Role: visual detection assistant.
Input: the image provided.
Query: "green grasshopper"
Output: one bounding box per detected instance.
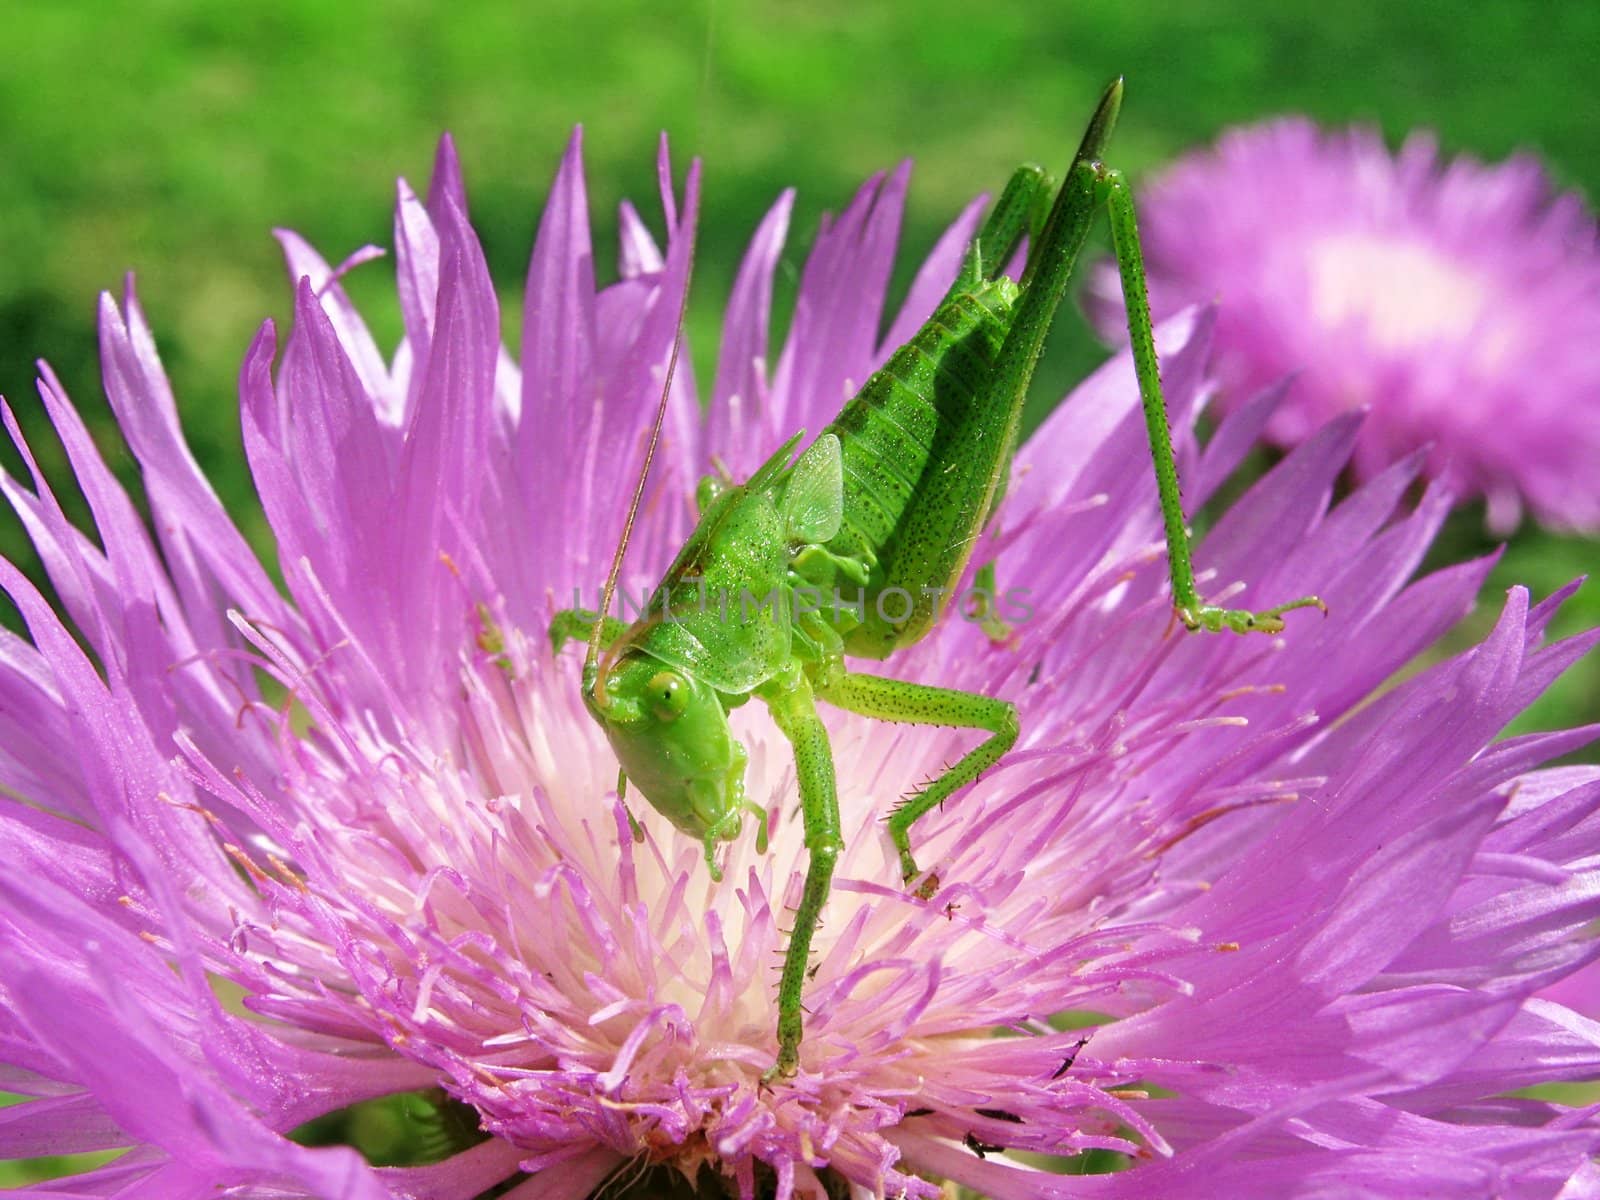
[550,79,1324,1080]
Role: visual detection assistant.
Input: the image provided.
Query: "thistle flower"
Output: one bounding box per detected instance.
[3,131,1600,1200]
[1092,119,1600,532]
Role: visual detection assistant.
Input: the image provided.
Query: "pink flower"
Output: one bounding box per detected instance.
[1093,119,1600,532]
[3,130,1600,1199]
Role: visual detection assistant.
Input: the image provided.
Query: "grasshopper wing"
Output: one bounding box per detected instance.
[782,433,844,545]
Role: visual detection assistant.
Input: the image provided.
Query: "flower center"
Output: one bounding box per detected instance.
[1306,232,1491,353]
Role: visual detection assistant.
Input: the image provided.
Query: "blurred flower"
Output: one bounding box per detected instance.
[1093,119,1600,532]
[3,131,1600,1200]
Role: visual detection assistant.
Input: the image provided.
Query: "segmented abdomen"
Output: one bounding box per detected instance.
[822,280,1019,658]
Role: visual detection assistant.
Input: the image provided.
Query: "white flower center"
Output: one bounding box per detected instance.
[1306,232,1493,354]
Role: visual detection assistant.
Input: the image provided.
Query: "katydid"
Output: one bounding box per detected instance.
[550,79,1324,1080]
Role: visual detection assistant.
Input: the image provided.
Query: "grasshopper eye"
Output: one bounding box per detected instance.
[648,671,690,722]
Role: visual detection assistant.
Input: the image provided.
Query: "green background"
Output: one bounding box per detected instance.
[2,0,1598,1186]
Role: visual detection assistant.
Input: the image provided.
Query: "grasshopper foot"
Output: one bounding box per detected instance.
[900,856,941,900]
[762,1045,799,1088]
[1177,594,1327,636]
[895,834,941,898]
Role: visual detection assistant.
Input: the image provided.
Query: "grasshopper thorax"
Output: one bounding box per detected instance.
[588,648,752,855]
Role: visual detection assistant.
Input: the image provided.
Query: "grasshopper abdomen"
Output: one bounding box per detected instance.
[822,283,1021,657]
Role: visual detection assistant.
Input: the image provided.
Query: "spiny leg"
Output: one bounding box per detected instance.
[1097,163,1326,635]
[758,667,842,1081]
[912,148,1061,638]
[981,78,1321,636]
[821,671,1018,895]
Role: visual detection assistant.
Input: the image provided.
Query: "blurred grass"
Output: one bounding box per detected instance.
[1,0,1598,1187]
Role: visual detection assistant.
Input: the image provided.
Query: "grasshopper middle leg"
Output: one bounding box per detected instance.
[821,670,1018,895]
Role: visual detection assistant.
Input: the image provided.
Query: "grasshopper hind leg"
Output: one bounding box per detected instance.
[1095,162,1327,634]
[935,167,1057,650]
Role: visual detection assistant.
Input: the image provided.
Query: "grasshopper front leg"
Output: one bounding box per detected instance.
[550,607,652,840]
[821,672,1018,896]
[990,79,1323,636]
[549,608,626,655]
[757,663,843,1081]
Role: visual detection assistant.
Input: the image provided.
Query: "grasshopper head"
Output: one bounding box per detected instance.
[586,649,756,872]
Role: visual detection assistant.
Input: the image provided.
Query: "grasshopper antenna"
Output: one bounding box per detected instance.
[586,156,701,699]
